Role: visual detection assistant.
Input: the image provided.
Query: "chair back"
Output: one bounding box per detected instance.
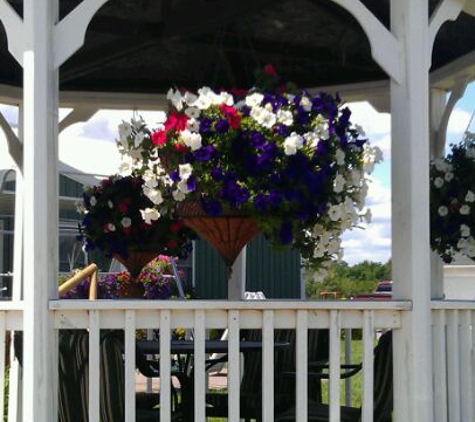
[372,331,393,422]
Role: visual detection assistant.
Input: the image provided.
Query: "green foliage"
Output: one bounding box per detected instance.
[305,260,391,299]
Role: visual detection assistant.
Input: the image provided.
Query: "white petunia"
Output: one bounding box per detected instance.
[305,132,319,148]
[438,206,449,217]
[328,238,341,255]
[186,118,200,132]
[140,208,160,224]
[219,91,234,106]
[180,130,202,151]
[434,158,448,172]
[118,122,132,141]
[313,243,326,258]
[434,177,444,188]
[333,174,346,193]
[184,91,198,106]
[143,169,158,188]
[284,133,304,155]
[460,224,471,237]
[90,196,97,206]
[300,96,312,112]
[106,223,116,232]
[351,169,362,186]
[444,172,454,182]
[179,164,193,181]
[185,106,200,119]
[172,189,186,202]
[335,149,346,166]
[167,88,184,110]
[362,208,372,224]
[465,190,475,202]
[328,204,342,221]
[277,109,294,126]
[460,205,470,215]
[245,93,264,108]
[177,180,191,194]
[143,187,163,205]
[108,200,114,209]
[121,217,132,228]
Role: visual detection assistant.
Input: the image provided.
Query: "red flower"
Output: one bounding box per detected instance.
[122,227,132,235]
[219,105,241,129]
[118,203,128,213]
[227,113,241,129]
[174,143,188,153]
[167,239,178,249]
[151,130,167,146]
[164,111,188,132]
[264,63,279,77]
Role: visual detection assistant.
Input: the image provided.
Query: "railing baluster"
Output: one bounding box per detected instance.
[447,310,460,422]
[0,312,6,421]
[433,309,448,422]
[460,310,471,422]
[124,310,136,422]
[159,310,171,422]
[471,310,475,420]
[228,310,240,422]
[329,310,341,422]
[361,311,374,422]
[89,310,100,422]
[194,310,206,422]
[296,310,308,421]
[262,310,274,421]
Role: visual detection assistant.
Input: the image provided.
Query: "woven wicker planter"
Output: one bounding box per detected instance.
[178,201,260,267]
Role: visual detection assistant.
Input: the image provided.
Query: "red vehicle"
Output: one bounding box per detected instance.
[353,281,392,300]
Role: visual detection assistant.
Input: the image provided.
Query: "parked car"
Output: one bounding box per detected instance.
[353,281,392,300]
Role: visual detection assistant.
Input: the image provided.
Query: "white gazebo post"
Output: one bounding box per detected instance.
[22,0,60,420]
[390,0,463,419]
[390,0,434,420]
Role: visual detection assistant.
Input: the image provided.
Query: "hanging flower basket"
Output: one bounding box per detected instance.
[178,201,260,266]
[117,67,382,270]
[431,132,475,263]
[78,174,195,273]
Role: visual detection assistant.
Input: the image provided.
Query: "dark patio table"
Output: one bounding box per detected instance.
[136,339,290,421]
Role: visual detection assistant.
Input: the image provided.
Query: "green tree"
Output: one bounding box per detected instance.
[305,260,391,299]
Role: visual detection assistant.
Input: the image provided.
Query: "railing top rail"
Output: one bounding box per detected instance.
[0,301,23,311]
[431,300,475,310]
[50,299,412,311]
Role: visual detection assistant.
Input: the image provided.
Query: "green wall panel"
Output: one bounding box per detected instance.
[194,234,301,299]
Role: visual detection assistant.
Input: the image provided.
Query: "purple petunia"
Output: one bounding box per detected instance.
[215,119,230,134]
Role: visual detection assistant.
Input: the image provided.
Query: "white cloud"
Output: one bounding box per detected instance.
[341,178,391,264]
[447,108,471,137]
[347,102,391,135]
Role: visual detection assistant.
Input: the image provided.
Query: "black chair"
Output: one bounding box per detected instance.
[275,330,393,422]
[57,330,182,422]
[205,329,330,421]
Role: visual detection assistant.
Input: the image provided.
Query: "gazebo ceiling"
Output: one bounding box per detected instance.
[1,0,475,94]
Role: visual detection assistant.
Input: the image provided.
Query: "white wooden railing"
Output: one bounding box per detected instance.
[50,300,409,422]
[431,301,475,422]
[0,301,23,422]
[1,299,474,421]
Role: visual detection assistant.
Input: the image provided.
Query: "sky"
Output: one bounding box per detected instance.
[1,83,474,265]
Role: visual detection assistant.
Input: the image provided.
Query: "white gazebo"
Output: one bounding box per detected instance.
[0,1,475,421]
